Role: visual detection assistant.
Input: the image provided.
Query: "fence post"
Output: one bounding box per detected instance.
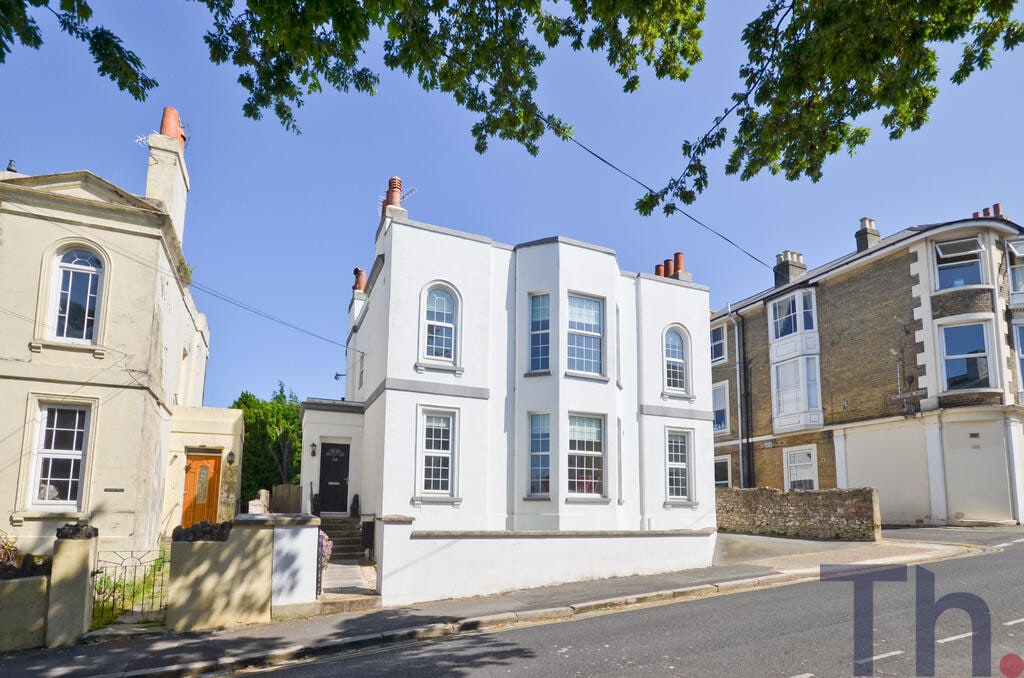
[46,525,98,647]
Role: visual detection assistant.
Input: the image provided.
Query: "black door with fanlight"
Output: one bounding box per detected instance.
[318,444,350,512]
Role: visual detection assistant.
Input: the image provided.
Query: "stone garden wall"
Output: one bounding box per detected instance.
[716,487,881,541]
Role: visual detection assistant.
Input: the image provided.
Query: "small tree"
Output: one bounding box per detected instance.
[232,383,301,502]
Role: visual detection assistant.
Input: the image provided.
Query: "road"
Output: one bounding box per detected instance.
[243,527,1024,677]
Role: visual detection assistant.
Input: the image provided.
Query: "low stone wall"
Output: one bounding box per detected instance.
[716,487,881,541]
[0,576,48,652]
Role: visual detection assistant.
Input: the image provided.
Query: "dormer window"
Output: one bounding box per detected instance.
[770,290,815,340]
[935,237,983,290]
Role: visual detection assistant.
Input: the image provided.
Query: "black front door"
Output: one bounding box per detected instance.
[318,444,350,512]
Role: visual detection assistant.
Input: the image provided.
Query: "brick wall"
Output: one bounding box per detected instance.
[931,288,994,319]
[817,250,924,425]
[716,486,881,541]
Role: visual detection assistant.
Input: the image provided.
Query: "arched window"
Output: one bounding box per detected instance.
[55,249,103,342]
[664,329,687,391]
[424,287,456,360]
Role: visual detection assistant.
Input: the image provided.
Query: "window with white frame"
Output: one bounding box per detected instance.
[1009,241,1024,294]
[422,412,454,493]
[785,447,818,490]
[529,413,550,495]
[711,326,726,363]
[942,323,990,390]
[935,237,984,290]
[770,290,816,340]
[34,405,89,506]
[666,429,692,500]
[567,295,603,374]
[529,293,550,372]
[1016,325,1024,395]
[773,356,821,416]
[54,249,103,342]
[424,287,456,361]
[664,328,688,391]
[712,382,729,434]
[714,455,732,488]
[568,415,603,494]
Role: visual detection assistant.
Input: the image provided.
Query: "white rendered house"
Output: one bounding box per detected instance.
[302,178,716,604]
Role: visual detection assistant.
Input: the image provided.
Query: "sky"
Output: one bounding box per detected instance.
[3,2,1022,408]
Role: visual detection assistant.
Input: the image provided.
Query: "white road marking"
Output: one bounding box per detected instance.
[994,543,1014,548]
[937,632,974,644]
[854,650,904,664]
[1004,618,1024,626]
[787,673,815,678]
[1013,538,1024,543]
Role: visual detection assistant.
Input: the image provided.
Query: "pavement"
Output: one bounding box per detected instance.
[0,532,979,677]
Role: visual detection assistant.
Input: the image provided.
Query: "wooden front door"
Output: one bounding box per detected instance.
[182,453,222,528]
[318,444,350,512]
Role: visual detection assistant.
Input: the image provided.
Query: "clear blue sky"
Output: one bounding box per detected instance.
[4,1,1021,408]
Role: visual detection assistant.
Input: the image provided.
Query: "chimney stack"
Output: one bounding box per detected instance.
[774,250,807,287]
[855,217,880,252]
[146,106,190,243]
[381,176,403,216]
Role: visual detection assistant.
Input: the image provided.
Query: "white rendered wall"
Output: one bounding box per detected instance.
[378,523,716,606]
[845,421,931,524]
[271,525,318,606]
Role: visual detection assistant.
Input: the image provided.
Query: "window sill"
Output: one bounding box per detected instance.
[939,387,1003,396]
[522,496,551,502]
[932,283,993,296]
[663,500,699,509]
[564,496,611,505]
[711,358,727,366]
[661,390,695,402]
[10,510,90,526]
[29,340,105,358]
[524,370,551,378]
[415,361,464,377]
[564,371,610,383]
[411,495,463,507]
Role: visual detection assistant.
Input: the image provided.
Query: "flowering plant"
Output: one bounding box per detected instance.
[318,529,333,570]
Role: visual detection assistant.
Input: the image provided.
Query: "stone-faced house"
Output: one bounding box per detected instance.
[0,108,243,553]
[302,178,717,605]
[711,207,1024,526]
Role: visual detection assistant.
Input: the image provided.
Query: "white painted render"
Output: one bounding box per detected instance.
[304,202,716,604]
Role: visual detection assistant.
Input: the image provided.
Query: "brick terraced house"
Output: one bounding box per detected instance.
[711,206,1024,525]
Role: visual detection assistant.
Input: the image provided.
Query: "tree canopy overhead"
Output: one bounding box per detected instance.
[4,1,1021,213]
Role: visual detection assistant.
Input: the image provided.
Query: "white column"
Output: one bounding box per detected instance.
[924,419,948,524]
[1004,415,1024,524]
[833,429,848,488]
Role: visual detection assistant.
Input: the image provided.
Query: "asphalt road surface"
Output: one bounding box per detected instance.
[245,530,1024,677]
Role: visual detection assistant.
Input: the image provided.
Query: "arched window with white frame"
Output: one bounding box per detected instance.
[54,248,103,342]
[424,286,456,361]
[664,328,688,393]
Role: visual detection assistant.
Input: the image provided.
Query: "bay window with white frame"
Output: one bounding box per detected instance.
[1009,240,1024,304]
[567,414,603,495]
[935,237,984,290]
[567,295,603,375]
[1016,324,1024,400]
[772,357,821,419]
[770,290,816,340]
[941,322,991,391]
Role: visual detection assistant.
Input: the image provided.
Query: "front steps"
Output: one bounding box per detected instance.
[319,514,366,560]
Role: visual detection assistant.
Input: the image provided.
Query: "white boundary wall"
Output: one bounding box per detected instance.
[377,522,716,606]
